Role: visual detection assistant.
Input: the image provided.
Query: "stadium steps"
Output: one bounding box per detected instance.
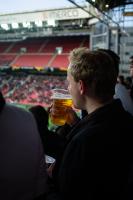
[50,54,69,69]
[38,39,49,53]
[0,42,11,53]
[5,42,16,53]
[10,54,21,67]
[47,53,57,67]
[0,54,17,66]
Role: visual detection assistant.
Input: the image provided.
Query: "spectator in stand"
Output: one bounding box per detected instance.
[98,49,133,116]
[0,91,47,200]
[47,48,133,200]
[129,55,133,100]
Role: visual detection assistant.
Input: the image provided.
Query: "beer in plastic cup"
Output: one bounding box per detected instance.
[50,89,72,126]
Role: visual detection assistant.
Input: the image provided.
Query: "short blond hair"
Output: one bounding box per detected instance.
[68,47,117,103]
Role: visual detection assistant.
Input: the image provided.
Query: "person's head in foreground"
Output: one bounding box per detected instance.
[67,47,117,114]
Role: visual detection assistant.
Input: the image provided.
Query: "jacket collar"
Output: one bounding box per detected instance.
[66,99,124,142]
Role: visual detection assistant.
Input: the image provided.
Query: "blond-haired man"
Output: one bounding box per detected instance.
[49,48,133,200]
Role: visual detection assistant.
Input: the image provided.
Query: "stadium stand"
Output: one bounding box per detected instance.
[2,1,128,108]
[0,42,12,53]
[0,74,67,107]
[0,36,89,69]
[9,38,45,53]
[50,54,69,69]
[0,54,17,66]
[12,54,52,69]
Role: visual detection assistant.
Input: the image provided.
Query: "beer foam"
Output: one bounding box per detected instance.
[51,92,71,99]
[51,89,71,99]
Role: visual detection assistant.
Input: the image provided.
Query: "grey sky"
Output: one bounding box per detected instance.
[0,0,74,14]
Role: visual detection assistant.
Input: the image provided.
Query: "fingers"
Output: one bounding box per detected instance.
[46,162,55,178]
[66,108,80,126]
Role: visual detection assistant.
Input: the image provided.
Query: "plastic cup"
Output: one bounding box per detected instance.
[50,88,72,126]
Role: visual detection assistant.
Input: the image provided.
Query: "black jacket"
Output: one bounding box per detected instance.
[57,100,133,200]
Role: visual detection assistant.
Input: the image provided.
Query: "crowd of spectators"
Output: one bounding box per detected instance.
[0,74,67,107]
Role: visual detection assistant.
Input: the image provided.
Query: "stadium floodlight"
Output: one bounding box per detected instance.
[105,4,109,8]
[1,24,10,30]
[12,23,19,29]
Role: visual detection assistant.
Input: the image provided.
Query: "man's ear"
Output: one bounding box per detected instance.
[79,80,86,95]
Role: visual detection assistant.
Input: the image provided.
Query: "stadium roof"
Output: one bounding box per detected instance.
[85,0,133,11]
[68,0,133,27]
